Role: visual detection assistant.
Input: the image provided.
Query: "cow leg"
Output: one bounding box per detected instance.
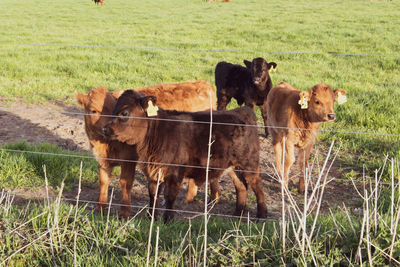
[148,180,160,219]
[97,166,112,214]
[298,142,314,194]
[184,176,220,204]
[217,92,231,111]
[184,178,198,204]
[209,178,221,204]
[243,170,267,218]
[283,141,295,189]
[230,171,248,217]
[273,141,287,188]
[119,162,136,218]
[273,140,295,190]
[163,176,182,223]
[259,102,269,137]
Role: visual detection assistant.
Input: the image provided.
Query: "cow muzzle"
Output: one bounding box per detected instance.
[102,125,115,138]
[253,78,261,85]
[327,113,336,121]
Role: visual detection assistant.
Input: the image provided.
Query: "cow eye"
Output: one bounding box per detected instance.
[120,111,128,117]
[315,100,320,105]
[91,110,98,114]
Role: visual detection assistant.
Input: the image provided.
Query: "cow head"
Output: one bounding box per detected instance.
[76,87,124,139]
[103,90,157,145]
[299,84,347,122]
[244,57,277,88]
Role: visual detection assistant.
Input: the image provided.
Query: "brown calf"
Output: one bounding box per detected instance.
[266,82,346,192]
[76,80,217,218]
[103,90,267,221]
[93,0,103,5]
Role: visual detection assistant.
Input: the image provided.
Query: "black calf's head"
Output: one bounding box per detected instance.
[244,57,277,87]
[102,90,158,145]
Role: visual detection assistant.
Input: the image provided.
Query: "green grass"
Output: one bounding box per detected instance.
[1,188,399,266]
[0,142,98,191]
[0,0,399,178]
[1,2,400,264]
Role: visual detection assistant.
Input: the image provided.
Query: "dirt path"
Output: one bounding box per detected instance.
[0,100,362,220]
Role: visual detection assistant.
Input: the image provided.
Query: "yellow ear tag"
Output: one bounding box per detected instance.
[337,92,347,105]
[146,100,158,117]
[298,95,308,109]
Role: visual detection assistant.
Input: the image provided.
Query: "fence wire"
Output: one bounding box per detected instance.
[2,190,276,222]
[0,147,396,186]
[1,106,399,138]
[1,42,400,58]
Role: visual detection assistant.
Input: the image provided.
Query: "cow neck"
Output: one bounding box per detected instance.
[86,129,121,157]
[255,77,272,98]
[136,114,161,159]
[296,108,322,131]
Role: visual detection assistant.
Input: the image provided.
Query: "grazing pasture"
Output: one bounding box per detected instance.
[0,0,400,265]
[0,0,399,172]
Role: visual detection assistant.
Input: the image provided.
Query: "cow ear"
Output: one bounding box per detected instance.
[299,90,311,100]
[268,62,277,71]
[111,89,124,99]
[76,92,89,107]
[334,88,347,104]
[140,96,158,117]
[243,60,252,69]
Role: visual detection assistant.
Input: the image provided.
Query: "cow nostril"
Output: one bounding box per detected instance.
[102,127,109,136]
[327,113,336,120]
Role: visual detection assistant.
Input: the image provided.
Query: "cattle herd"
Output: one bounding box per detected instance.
[76,57,347,222]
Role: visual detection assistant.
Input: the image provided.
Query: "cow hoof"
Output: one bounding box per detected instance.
[297,184,305,194]
[257,206,268,219]
[234,209,245,218]
[208,197,220,205]
[119,209,131,219]
[184,197,194,204]
[95,204,107,215]
[147,210,159,220]
[163,212,175,223]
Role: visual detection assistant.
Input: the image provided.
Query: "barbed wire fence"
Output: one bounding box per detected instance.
[1,42,400,57]
[0,40,400,266]
[0,106,398,219]
[0,97,398,222]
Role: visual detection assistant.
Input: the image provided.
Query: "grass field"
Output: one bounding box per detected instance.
[1,0,400,265]
[1,0,399,174]
[1,165,399,266]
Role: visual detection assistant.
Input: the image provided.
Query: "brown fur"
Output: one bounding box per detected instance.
[136,80,217,112]
[76,80,217,218]
[266,82,346,192]
[103,90,267,221]
[93,0,103,5]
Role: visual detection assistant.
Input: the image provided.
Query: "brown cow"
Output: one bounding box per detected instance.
[93,0,103,5]
[136,80,217,113]
[266,82,346,192]
[76,80,217,218]
[103,90,267,222]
